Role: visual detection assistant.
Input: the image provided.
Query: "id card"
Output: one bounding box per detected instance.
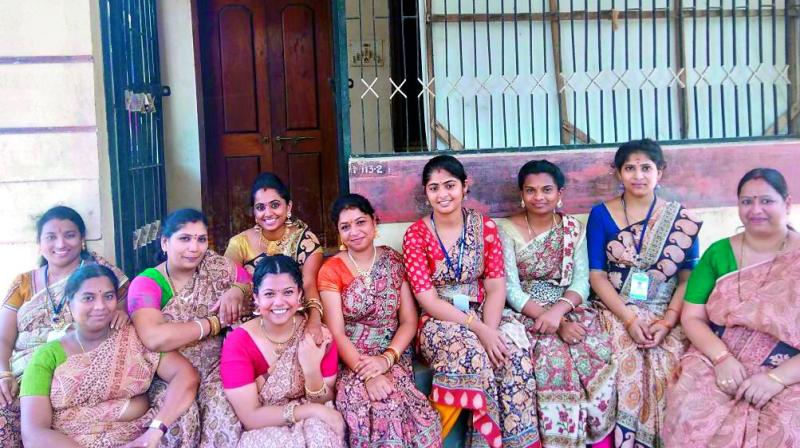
[47,329,67,342]
[629,271,650,301]
[452,293,471,312]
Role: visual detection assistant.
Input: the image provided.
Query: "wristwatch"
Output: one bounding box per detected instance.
[149,419,169,434]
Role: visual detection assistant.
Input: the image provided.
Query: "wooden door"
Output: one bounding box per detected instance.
[200,0,339,251]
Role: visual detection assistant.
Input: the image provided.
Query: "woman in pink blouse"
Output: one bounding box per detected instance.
[220,254,344,447]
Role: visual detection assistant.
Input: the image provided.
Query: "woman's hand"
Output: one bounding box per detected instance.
[110,309,130,330]
[474,323,509,368]
[365,374,395,401]
[735,372,785,408]
[557,321,586,345]
[120,428,162,448]
[297,333,329,373]
[532,308,565,334]
[0,376,18,407]
[714,356,748,396]
[211,287,244,326]
[626,318,654,346]
[304,316,325,345]
[355,355,390,381]
[641,321,670,348]
[308,404,346,439]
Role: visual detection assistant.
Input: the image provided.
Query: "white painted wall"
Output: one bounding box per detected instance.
[158,0,203,211]
[0,0,114,291]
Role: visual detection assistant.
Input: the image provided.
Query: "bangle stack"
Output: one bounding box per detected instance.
[384,346,401,364]
[556,297,576,312]
[379,353,394,370]
[304,382,328,401]
[283,402,298,426]
[0,371,13,381]
[207,315,222,337]
[303,297,325,320]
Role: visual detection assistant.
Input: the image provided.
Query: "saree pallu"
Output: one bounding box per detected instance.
[501,215,617,447]
[146,251,240,448]
[0,254,127,447]
[50,324,160,447]
[594,202,701,448]
[327,249,441,447]
[225,218,321,275]
[405,210,541,448]
[663,247,800,448]
[237,317,343,448]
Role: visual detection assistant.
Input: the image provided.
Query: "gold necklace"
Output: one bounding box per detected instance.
[75,331,87,353]
[347,246,377,288]
[737,230,789,301]
[524,212,558,239]
[258,225,291,256]
[260,315,297,355]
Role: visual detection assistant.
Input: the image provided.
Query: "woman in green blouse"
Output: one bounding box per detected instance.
[663,168,800,447]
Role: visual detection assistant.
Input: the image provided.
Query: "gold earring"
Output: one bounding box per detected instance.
[338,237,346,251]
[287,211,292,220]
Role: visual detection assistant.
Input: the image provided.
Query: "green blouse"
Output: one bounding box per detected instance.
[684,238,738,305]
[19,340,68,397]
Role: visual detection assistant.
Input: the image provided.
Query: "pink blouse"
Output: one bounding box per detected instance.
[220,326,339,389]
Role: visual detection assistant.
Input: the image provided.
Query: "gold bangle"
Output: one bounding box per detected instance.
[712,350,732,366]
[208,315,221,336]
[767,372,787,388]
[304,298,324,319]
[0,371,13,380]
[464,313,475,330]
[623,314,637,330]
[379,353,394,370]
[283,402,298,426]
[385,346,401,363]
[232,282,251,298]
[304,382,328,400]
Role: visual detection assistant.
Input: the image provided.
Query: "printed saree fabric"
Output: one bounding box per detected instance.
[224,219,322,275]
[403,209,541,448]
[587,201,701,448]
[0,254,127,447]
[499,215,617,447]
[128,251,241,448]
[36,323,159,447]
[318,248,441,447]
[235,317,344,448]
[663,246,800,448]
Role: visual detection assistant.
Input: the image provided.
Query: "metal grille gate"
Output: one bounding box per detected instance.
[99,0,168,276]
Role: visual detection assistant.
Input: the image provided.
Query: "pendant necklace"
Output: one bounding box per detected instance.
[347,245,377,289]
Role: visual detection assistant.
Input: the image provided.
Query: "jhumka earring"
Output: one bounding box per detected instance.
[338,237,346,251]
[556,199,564,209]
[520,199,525,209]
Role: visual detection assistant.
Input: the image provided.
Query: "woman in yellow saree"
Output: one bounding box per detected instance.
[0,206,128,447]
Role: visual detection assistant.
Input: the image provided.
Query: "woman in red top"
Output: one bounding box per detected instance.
[402,155,541,448]
[220,255,343,447]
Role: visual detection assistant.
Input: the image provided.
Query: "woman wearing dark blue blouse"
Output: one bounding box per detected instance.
[586,139,702,448]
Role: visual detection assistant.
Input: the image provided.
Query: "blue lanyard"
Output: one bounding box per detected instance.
[632,194,658,256]
[430,211,466,280]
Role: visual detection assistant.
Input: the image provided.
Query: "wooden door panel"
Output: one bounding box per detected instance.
[219,6,259,133]
[202,0,338,249]
[225,156,262,233]
[281,5,319,130]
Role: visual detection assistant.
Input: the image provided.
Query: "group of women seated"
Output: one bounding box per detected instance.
[0,138,796,448]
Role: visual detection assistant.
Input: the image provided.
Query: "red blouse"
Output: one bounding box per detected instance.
[402,210,505,303]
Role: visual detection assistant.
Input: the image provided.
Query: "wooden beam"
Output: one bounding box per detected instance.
[764,102,800,135]
[563,121,596,144]
[548,0,570,145]
[428,8,796,24]
[434,120,465,150]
